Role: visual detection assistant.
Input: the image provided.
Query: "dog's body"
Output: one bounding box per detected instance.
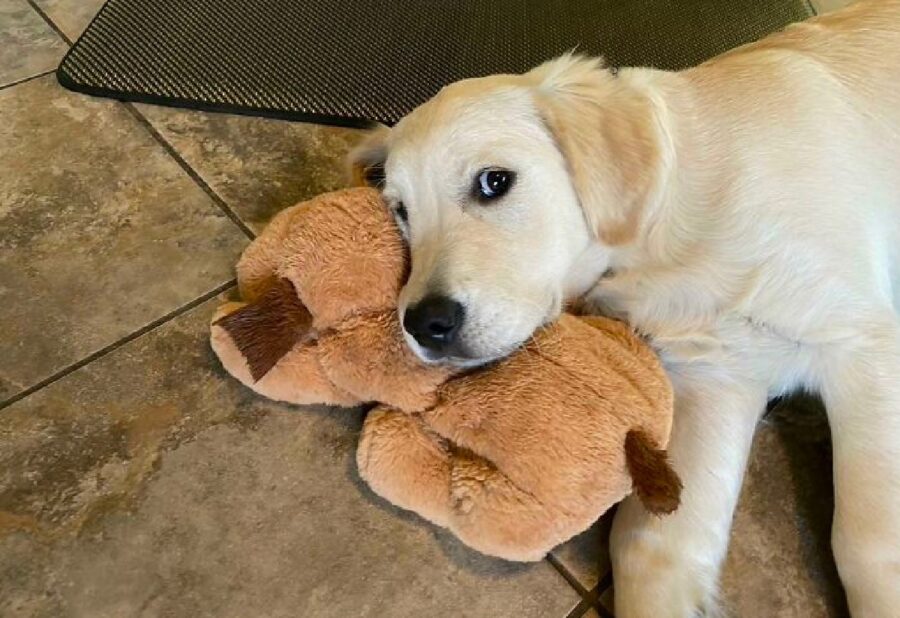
[352,2,900,615]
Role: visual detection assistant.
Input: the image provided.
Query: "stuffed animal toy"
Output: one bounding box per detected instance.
[210,187,680,562]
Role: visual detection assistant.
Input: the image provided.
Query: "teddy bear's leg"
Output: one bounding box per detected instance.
[358,406,571,562]
[357,406,454,527]
[445,453,572,562]
[211,302,359,407]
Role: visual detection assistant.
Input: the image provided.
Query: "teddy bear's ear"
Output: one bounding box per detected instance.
[215,278,314,382]
[624,429,682,515]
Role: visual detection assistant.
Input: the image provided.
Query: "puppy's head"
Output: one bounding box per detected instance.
[351,55,666,366]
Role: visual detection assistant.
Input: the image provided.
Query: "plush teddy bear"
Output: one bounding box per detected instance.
[210,187,680,561]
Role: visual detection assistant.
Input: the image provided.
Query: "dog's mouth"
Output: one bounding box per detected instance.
[400,318,544,370]
[399,289,562,368]
[400,327,493,368]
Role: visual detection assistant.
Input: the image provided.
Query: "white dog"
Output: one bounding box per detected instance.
[350,2,900,615]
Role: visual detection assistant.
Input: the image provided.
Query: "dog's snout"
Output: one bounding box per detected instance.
[403,295,465,353]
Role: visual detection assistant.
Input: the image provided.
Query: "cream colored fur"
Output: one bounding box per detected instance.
[350,2,900,616]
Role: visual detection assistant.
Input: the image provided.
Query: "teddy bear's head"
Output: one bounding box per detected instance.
[212,188,454,411]
[237,188,407,326]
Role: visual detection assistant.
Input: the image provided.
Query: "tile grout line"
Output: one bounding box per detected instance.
[546,554,589,598]
[564,597,593,618]
[122,103,257,240]
[566,579,615,618]
[550,556,616,618]
[593,572,615,618]
[0,280,236,411]
[596,571,614,596]
[27,0,248,248]
[596,603,615,618]
[597,571,612,596]
[25,0,74,45]
[12,3,252,412]
[0,69,58,92]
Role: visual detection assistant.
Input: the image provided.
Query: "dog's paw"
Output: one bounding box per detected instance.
[611,516,726,618]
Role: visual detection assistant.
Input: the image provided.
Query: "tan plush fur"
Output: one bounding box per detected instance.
[211,188,677,561]
[211,188,451,412]
[359,313,673,560]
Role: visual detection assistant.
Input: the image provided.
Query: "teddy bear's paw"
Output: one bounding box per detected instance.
[357,407,455,527]
[448,453,497,515]
[450,485,475,515]
[444,454,567,562]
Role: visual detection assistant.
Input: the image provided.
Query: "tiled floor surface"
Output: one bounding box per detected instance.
[1,1,854,616]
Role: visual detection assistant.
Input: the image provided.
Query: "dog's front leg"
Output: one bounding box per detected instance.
[821,316,900,618]
[611,365,767,618]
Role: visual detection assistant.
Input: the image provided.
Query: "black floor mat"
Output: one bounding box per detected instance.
[57,0,814,128]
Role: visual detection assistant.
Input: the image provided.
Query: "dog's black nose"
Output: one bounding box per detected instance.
[403,295,464,353]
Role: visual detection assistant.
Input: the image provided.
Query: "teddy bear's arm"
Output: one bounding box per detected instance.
[357,406,454,527]
[318,312,453,412]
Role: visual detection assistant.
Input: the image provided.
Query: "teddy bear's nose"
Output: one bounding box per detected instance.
[403,295,465,354]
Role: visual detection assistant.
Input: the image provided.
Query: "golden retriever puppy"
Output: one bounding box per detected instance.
[350,1,900,615]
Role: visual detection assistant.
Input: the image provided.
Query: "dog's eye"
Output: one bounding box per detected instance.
[475,169,515,201]
[394,201,408,224]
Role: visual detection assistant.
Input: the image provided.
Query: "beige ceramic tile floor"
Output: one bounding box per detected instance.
[0,1,854,616]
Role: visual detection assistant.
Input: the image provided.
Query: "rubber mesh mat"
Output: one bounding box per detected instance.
[58,0,814,128]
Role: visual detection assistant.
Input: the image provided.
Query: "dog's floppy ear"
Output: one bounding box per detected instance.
[215,278,314,382]
[624,429,682,515]
[348,125,391,188]
[529,54,666,246]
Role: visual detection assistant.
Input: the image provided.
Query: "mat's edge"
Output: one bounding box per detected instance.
[53,0,384,129]
[55,66,386,130]
[54,0,814,130]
